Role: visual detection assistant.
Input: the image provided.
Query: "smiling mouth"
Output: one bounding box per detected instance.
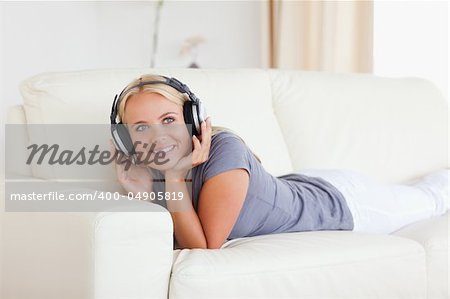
[152,144,176,154]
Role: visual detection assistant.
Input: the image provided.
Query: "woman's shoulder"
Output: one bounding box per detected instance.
[211,129,241,141]
[209,130,248,153]
[211,129,247,144]
[195,130,251,181]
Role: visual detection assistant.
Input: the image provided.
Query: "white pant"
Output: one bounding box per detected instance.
[296,169,443,234]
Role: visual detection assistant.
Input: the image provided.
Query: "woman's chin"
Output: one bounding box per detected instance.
[149,155,183,172]
[142,145,191,172]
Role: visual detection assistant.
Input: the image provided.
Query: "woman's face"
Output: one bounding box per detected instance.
[123,91,191,171]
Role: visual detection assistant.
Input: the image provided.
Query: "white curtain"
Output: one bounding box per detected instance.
[263,0,374,73]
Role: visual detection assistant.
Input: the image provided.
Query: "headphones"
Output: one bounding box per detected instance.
[110,75,207,164]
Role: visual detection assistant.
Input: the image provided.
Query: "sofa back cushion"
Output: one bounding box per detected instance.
[19,68,294,179]
[19,68,448,184]
[269,70,448,183]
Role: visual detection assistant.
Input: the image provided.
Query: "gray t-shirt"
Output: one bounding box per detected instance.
[152,131,354,241]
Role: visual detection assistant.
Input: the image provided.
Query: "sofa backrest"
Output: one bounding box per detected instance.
[17,68,293,180]
[268,70,447,183]
[13,68,448,183]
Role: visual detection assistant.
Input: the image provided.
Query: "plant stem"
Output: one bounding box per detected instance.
[150,0,164,68]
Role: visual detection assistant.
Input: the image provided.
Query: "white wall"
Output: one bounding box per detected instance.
[0,1,263,175]
[2,1,448,126]
[0,2,4,117]
[0,1,262,109]
[373,0,448,99]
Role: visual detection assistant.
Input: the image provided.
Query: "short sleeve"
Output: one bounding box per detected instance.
[201,133,251,183]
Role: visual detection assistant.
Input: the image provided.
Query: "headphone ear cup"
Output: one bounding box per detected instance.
[183,101,198,136]
[112,123,136,160]
[197,101,207,125]
[117,124,136,156]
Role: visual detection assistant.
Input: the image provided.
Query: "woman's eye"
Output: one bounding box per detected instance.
[135,124,149,132]
[163,117,175,124]
[134,117,173,132]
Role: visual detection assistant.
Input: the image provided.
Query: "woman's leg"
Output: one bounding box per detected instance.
[296,168,449,234]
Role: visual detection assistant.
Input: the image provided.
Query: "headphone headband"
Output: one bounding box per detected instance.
[111,76,200,124]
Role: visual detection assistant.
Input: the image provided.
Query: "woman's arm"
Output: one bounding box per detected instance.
[197,168,249,249]
[165,172,207,249]
[165,168,249,249]
[162,117,250,249]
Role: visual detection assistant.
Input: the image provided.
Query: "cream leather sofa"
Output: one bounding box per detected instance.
[2,68,448,299]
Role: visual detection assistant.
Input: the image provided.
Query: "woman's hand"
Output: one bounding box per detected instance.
[110,140,154,195]
[166,117,212,179]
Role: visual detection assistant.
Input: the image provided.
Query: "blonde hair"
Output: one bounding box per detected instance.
[117,74,261,163]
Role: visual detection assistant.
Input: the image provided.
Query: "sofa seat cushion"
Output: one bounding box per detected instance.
[170,231,426,299]
[392,212,449,299]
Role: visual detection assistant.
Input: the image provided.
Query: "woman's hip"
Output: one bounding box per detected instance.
[295,168,381,232]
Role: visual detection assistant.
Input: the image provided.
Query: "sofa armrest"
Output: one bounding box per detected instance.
[5,105,32,177]
[94,199,174,299]
[392,213,449,299]
[1,180,174,299]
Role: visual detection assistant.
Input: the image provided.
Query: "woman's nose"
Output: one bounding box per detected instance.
[149,123,170,138]
[150,136,170,147]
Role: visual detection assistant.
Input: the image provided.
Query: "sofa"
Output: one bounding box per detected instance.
[2,68,448,299]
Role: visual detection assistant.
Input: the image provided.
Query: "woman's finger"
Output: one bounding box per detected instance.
[198,123,208,147]
[189,119,210,166]
[192,135,202,162]
[115,163,126,182]
[110,142,121,173]
[199,118,212,158]
[116,157,128,181]
[193,135,201,149]
[202,117,212,149]
[109,140,117,163]
[196,135,206,164]
[112,149,133,182]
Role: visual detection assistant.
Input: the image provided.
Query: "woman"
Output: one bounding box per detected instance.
[111,74,449,250]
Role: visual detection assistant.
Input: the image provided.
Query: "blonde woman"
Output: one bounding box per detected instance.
[111,74,449,250]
